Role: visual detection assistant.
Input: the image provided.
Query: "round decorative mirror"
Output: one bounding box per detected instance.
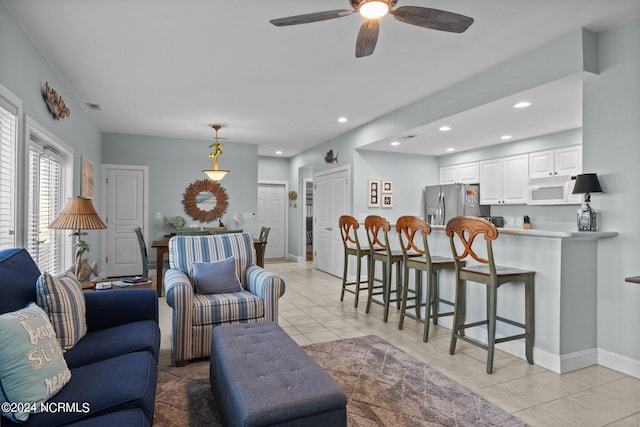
[182,179,229,222]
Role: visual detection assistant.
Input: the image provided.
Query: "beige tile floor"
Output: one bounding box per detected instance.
[157,261,640,427]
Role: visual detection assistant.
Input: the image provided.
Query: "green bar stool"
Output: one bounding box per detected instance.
[338,216,372,307]
[396,216,458,342]
[365,215,409,322]
[446,216,535,374]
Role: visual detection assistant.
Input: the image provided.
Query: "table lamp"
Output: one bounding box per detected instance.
[49,197,107,280]
[572,173,603,231]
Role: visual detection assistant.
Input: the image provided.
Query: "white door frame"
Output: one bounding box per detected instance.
[100,164,149,275]
[301,178,313,263]
[257,180,289,259]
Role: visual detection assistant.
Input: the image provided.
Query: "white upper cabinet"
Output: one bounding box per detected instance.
[440,162,479,184]
[554,145,582,177]
[480,154,528,205]
[457,162,480,183]
[479,159,502,205]
[502,154,529,204]
[439,165,457,185]
[529,145,582,179]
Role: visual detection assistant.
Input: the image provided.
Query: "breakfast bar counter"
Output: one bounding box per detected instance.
[422,225,618,374]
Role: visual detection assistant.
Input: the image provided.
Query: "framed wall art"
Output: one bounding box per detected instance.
[382,180,393,193]
[382,193,393,208]
[368,179,380,207]
[81,156,95,199]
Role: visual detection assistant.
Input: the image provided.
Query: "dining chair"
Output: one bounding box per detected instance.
[446,216,535,374]
[365,215,413,322]
[258,227,270,260]
[134,226,169,278]
[396,216,458,341]
[338,215,372,307]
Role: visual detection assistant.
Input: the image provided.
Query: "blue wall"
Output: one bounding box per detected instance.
[0,1,102,261]
[583,18,640,364]
[102,133,259,241]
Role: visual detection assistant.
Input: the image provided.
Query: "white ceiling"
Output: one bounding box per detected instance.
[4,0,640,157]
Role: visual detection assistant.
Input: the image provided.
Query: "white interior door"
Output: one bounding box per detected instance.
[102,165,148,277]
[257,183,286,259]
[314,166,350,277]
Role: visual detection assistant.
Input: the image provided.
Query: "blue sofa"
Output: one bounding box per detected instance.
[0,248,160,427]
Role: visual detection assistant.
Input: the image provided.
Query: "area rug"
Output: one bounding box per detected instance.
[153,335,525,426]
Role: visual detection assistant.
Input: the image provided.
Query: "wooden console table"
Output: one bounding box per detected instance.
[151,239,266,297]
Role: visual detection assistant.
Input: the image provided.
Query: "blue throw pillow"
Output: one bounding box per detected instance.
[36,271,87,351]
[192,257,243,294]
[0,303,71,423]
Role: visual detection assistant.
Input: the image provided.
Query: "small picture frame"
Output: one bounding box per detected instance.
[368,179,380,207]
[382,194,393,208]
[81,156,95,199]
[382,180,393,193]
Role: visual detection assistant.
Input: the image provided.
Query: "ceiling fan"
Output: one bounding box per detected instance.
[270,0,474,58]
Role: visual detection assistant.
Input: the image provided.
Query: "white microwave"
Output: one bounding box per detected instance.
[528,176,582,205]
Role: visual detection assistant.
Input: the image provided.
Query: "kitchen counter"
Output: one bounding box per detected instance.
[421,225,618,374]
[430,224,618,240]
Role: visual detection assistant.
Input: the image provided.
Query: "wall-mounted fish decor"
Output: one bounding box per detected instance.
[324,149,339,164]
[42,82,71,120]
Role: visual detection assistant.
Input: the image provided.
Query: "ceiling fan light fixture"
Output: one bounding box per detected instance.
[359,0,389,19]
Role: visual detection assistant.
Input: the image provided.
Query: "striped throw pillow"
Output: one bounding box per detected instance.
[36,271,87,351]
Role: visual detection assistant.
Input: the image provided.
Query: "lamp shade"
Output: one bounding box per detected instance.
[572,173,603,194]
[203,169,229,181]
[49,197,107,230]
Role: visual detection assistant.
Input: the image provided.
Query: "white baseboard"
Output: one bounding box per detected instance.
[288,254,304,262]
[598,348,640,378]
[435,317,601,374]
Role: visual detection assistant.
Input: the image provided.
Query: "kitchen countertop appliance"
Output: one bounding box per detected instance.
[424,183,489,225]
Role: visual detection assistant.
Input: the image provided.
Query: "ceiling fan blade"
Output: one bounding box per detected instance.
[270,9,353,26]
[391,6,474,33]
[355,19,380,58]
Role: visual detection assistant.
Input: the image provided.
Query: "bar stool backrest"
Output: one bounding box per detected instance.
[395,216,433,263]
[364,215,392,256]
[339,215,363,251]
[445,216,499,275]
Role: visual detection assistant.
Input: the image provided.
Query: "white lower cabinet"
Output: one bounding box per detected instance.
[479,154,528,205]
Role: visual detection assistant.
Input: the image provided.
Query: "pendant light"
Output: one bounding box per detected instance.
[203,124,229,181]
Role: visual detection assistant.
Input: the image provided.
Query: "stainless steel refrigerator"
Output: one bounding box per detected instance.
[424,183,489,225]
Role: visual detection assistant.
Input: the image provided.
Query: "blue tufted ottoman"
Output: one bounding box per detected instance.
[210,322,347,427]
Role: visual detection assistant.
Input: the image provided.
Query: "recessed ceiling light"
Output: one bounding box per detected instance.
[275,150,283,155]
[501,135,512,140]
[338,117,348,123]
[513,101,532,109]
[446,147,456,152]
[390,141,400,146]
[439,126,452,132]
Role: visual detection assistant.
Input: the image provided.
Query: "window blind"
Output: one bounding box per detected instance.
[0,101,17,249]
[27,144,64,274]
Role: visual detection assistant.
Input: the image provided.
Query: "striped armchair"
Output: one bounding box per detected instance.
[164,233,286,366]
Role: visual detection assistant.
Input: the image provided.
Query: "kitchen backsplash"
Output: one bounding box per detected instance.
[490,204,577,230]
